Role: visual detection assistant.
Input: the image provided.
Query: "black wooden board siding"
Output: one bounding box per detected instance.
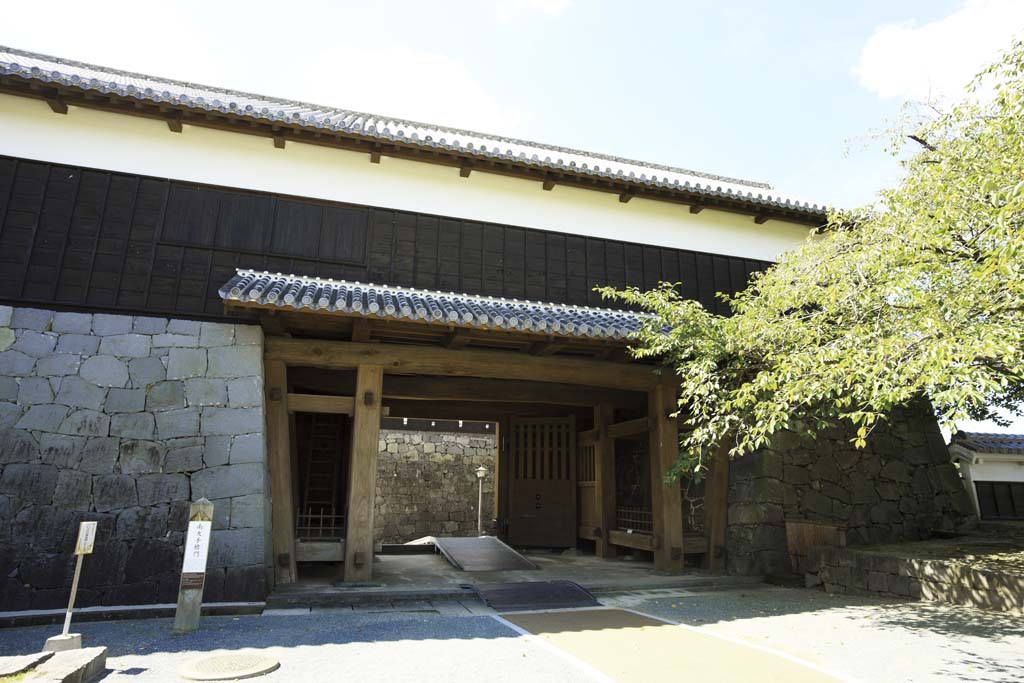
[0,155,771,320]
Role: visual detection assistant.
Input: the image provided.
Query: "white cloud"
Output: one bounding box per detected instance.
[495,0,573,21]
[853,0,1024,101]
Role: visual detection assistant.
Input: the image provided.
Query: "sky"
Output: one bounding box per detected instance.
[2,0,1023,433]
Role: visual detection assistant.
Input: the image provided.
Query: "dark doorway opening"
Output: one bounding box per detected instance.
[294,411,350,578]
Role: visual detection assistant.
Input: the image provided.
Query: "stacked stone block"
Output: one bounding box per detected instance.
[726,402,975,575]
[805,546,1024,614]
[374,430,496,544]
[0,305,268,609]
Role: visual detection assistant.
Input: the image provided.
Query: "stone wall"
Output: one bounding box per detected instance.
[0,305,269,609]
[805,546,1024,615]
[726,402,975,575]
[374,430,496,544]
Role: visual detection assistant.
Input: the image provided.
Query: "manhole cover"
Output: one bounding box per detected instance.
[179,652,280,681]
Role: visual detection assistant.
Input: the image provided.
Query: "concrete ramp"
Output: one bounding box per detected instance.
[432,536,538,571]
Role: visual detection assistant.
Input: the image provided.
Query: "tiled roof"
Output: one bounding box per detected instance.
[952,432,1024,455]
[219,270,646,340]
[0,45,827,219]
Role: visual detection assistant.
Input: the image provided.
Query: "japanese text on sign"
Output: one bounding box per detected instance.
[181,521,212,574]
[74,521,97,555]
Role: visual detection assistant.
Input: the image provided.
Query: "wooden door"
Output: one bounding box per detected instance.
[507,416,577,547]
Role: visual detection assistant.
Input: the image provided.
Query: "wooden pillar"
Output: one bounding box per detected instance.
[343,364,384,583]
[703,438,731,571]
[649,382,685,572]
[593,403,617,558]
[264,359,297,584]
[496,415,511,541]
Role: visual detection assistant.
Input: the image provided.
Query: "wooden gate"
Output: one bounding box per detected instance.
[507,416,577,547]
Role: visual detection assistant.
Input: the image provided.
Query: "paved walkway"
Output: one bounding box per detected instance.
[1,585,1021,681]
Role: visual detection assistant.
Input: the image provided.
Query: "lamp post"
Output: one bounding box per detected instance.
[475,466,488,536]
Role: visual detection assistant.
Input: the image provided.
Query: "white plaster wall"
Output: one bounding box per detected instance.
[0,94,814,262]
[968,460,1024,482]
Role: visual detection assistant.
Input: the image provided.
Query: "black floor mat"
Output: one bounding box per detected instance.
[434,536,538,571]
[472,580,600,612]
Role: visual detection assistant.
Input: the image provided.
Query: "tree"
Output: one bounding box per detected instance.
[601,39,1024,481]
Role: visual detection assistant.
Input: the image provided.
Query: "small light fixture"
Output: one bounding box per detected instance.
[458,420,464,428]
[403,417,408,426]
[484,423,490,429]
[431,421,436,427]
[475,466,488,536]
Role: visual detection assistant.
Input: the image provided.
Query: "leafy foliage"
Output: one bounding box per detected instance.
[601,40,1024,480]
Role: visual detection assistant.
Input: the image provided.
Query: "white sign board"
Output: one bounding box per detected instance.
[74,521,97,555]
[182,521,212,574]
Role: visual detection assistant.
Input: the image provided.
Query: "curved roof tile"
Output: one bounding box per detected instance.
[219,269,648,341]
[0,45,827,218]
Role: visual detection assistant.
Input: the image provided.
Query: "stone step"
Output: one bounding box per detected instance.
[24,647,106,683]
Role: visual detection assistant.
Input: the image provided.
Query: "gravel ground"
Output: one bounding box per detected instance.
[2,587,1021,682]
[607,585,1024,683]
[0,610,599,683]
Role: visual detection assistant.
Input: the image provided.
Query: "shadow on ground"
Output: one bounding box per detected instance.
[0,611,515,659]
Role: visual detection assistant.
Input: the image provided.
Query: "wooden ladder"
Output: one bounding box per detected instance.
[300,413,344,537]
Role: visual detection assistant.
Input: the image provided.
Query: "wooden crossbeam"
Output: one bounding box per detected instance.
[527,340,566,356]
[689,204,705,214]
[286,369,645,409]
[351,318,373,342]
[46,98,67,114]
[286,393,354,415]
[265,337,659,391]
[754,215,770,224]
[443,328,472,349]
[607,416,652,439]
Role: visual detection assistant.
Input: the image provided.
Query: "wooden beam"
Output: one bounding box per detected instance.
[607,416,652,439]
[265,338,659,391]
[264,360,297,585]
[383,399,588,422]
[594,403,617,559]
[527,340,566,356]
[370,145,382,164]
[166,112,183,133]
[619,192,633,204]
[608,529,658,552]
[344,365,384,582]
[754,215,770,224]
[460,165,472,178]
[259,313,288,337]
[703,436,731,571]
[443,328,471,349]
[273,135,286,149]
[689,204,705,214]
[45,98,67,114]
[351,318,373,343]
[288,369,643,409]
[286,393,354,415]
[649,382,684,572]
[542,179,556,191]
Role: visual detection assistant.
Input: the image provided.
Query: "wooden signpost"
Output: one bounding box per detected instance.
[44,520,97,652]
[173,499,214,634]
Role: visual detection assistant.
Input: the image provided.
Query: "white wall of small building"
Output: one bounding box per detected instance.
[951,446,1024,517]
[0,93,814,263]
